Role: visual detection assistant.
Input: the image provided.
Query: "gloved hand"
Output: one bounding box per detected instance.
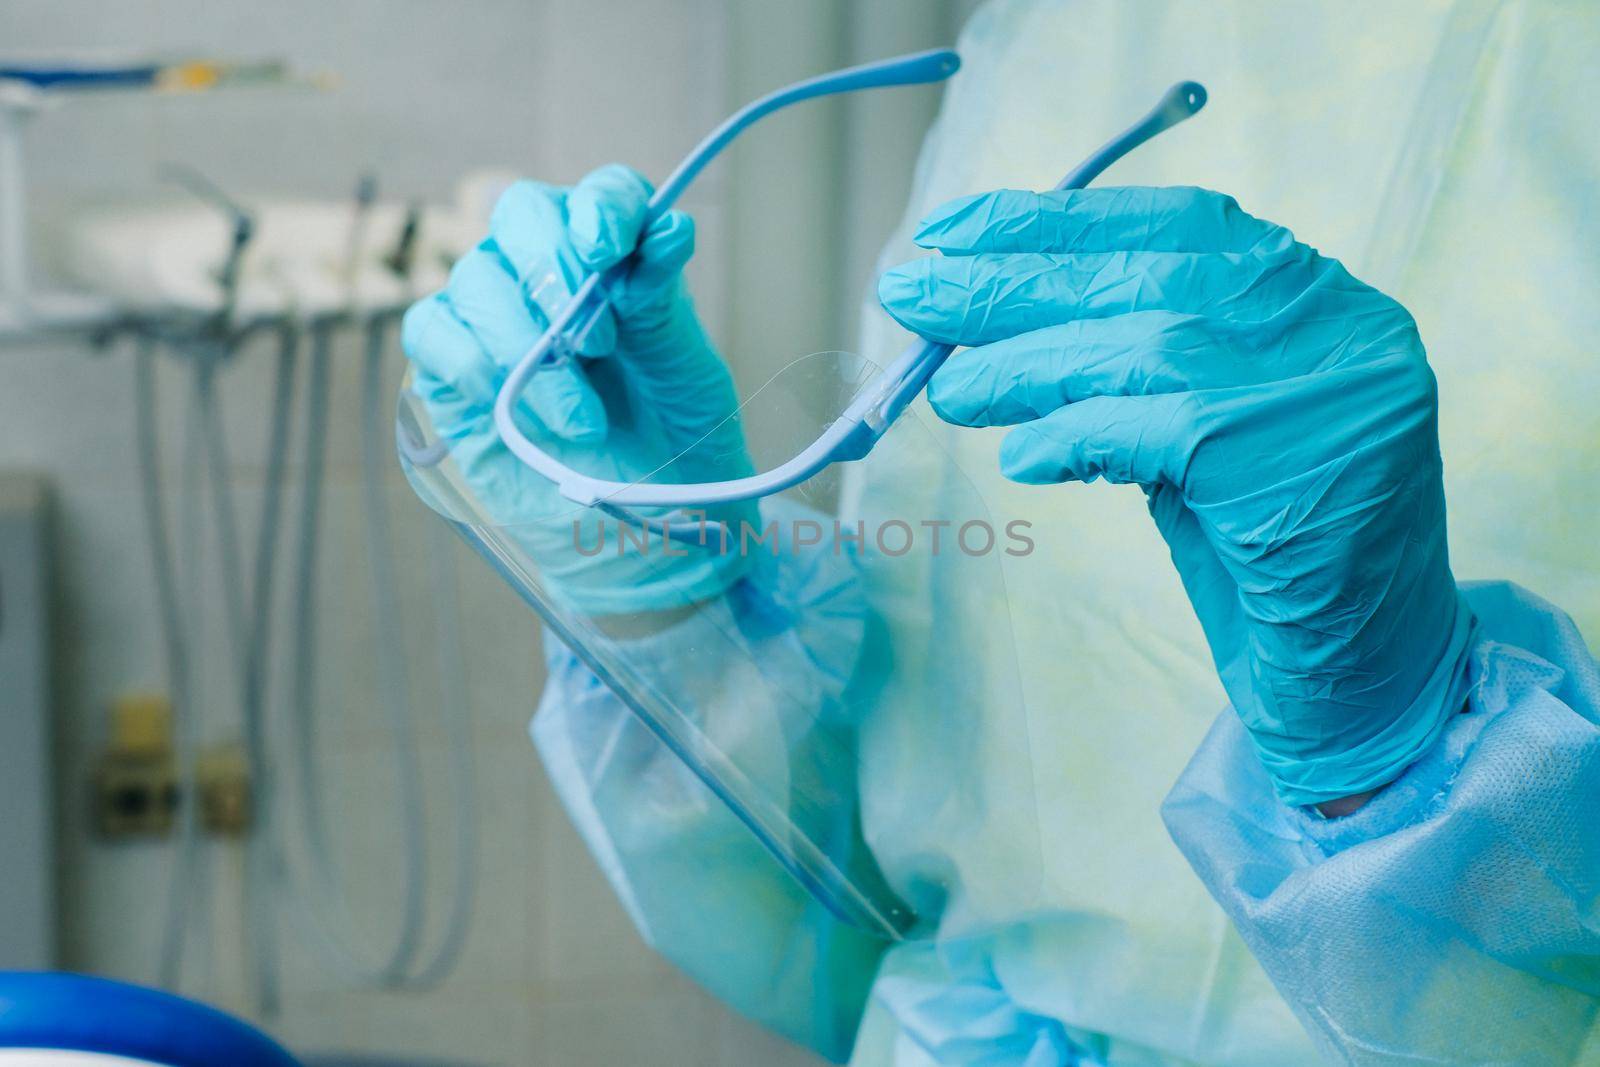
[878,186,1475,806]
[402,164,754,616]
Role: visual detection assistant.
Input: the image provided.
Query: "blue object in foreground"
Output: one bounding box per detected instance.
[0,972,301,1067]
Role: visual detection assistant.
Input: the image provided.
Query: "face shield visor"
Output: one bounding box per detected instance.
[397,55,1206,942]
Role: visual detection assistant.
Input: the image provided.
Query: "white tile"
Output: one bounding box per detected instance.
[525,773,679,995]
[527,980,721,1067]
[276,980,535,1067]
[715,1009,831,1067]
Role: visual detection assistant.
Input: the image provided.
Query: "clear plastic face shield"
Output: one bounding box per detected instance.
[398,51,1205,942]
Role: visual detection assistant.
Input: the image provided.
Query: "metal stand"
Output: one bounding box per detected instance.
[0,78,115,340]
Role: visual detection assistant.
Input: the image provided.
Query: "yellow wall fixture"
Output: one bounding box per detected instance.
[92,693,177,838]
[196,743,251,838]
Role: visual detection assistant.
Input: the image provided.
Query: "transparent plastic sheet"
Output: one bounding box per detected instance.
[397,350,1041,941]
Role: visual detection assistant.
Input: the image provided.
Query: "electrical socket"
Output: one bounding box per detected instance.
[196,743,251,837]
[92,695,253,839]
[92,694,177,838]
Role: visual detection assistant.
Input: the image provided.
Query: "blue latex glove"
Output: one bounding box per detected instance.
[878,186,1476,805]
[402,165,754,616]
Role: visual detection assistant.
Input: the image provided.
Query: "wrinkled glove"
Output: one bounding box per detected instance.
[879,186,1475,805]
[402,164,754,616]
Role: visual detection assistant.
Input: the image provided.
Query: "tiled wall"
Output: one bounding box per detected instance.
[1,0,833,1063]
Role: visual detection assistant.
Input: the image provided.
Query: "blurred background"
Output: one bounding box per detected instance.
[0,1,982,1063]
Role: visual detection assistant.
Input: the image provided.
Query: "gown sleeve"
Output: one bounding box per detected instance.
[1163,580,1600,1066]
[529,501,890,1062]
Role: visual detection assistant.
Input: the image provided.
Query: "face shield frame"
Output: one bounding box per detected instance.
[399,50,1205,532]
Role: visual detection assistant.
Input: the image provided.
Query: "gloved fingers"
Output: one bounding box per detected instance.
[879,249,1317,347]
[407,365,494,447]
[402,294,496,407]
[597,208,725,418]
[411,261,608,444]
[488,179,618,357]
[1146,483,1244,653]
[609,209,695,321]
[444,243,548,368]
[997,392,1192,487]
[928,311,1239,427]
[914,186,1299,257]
[567,163,655,271]
[570,164,692,338]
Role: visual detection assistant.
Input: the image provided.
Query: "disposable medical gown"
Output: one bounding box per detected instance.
[529,1,1600,1063]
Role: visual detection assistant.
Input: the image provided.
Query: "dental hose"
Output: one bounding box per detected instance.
[142,178,474,1001]
[356,312,475,987]
[412,483,476,989]
[137,336,205,991]
[272,173,475,990]
[139,320,301,999]
[233,324,301,1015]
[358,310,478,989]
[197,325,300,1014]
[284,318,427,984]
[281,314,476,991]
[285,323,335,901]
[355,313,429,981]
